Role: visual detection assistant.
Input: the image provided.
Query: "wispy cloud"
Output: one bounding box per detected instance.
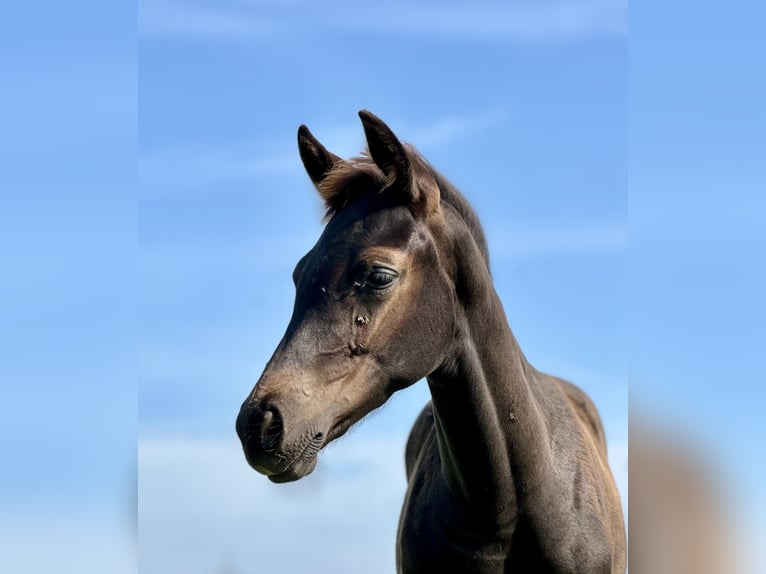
[349,1,627,41]
[406,107,509,148]
[140,0,626,41]
[139,146,297,194]
[139,107,508,195]
[139,424,627,574]
[487,220,627,261]
[0,519,135,574]
[139,432,408,574]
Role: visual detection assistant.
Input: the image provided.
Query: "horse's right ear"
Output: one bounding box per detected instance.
[298,125,341,186]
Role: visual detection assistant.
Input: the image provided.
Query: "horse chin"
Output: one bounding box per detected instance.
[267,455,318,484]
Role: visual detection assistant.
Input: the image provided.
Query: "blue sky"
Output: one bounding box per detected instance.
[1,1,136,572]
[1,0,764,573]
[630,3,765,568]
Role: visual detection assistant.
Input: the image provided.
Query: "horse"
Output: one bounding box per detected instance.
[236,111,626,573]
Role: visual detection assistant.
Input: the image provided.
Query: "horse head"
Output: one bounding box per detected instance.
[236,111,460,482]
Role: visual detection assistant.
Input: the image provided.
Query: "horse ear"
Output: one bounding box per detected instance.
[358,110,411,187]
[358,110,439,216]
[298,124,341,185]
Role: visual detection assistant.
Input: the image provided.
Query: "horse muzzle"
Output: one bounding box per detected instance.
[236,399,326,482]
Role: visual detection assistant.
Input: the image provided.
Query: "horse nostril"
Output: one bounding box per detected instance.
[259,407,283,452]
[237,402,285,453]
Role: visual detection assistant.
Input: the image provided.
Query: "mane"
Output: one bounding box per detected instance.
[317,145,491,269]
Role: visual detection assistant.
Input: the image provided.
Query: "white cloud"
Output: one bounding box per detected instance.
[140,0,626,42]
[298,107,512,157]
[0,519,135,574]
[139,107,509,195]
[341,1,627,41]
[139,407,628,574]
[139,146,298,195]
[487,220,627,261]
[139,0,276,40]
[139,432,409,574]
[405,107,510,149]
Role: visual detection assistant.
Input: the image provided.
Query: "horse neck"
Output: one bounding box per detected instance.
[426,228,551,522]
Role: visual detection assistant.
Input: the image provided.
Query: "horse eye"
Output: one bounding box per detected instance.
[366,268,397,289]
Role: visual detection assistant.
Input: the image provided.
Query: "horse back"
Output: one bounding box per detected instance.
[403,382,625,571]
[555,377,609,455]
[406,380,609,477]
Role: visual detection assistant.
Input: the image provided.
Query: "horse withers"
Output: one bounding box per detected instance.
[236,111,626,573]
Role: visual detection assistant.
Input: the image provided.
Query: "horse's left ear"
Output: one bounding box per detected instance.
[358,110,439,216]
[359,110,410,187]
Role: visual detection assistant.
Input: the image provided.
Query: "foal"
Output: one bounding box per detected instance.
[236,111,626,573]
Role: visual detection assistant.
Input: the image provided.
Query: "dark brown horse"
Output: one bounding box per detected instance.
[236,111,626,573]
